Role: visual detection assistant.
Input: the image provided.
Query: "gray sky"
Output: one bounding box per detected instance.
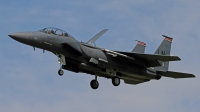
[0,0,200,112]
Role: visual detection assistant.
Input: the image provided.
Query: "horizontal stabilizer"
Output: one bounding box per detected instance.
[157,71,195,78]
[87,29,108,44]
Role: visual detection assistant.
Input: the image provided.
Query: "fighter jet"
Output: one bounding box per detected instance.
[9,27,195,89]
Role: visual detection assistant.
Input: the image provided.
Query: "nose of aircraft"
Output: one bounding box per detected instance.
[9,32,32,44]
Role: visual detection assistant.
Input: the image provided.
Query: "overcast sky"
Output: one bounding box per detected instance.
[0,0,200,112]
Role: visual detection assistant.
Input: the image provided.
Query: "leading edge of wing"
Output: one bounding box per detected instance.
[114,51,181,62]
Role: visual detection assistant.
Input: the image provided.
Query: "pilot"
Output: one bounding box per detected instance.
[64,33,69,37]
[51,30,55,34]
[47,30,51,34]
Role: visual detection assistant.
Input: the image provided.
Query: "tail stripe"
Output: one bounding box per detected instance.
[137,41,146,46]
[163,35,173,42]
[164,37,173,42]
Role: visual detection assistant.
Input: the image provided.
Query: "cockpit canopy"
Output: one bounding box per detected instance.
[39,27,72,37]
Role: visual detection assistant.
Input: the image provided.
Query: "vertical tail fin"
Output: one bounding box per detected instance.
[154,35,173,71]
[132,40,146,53]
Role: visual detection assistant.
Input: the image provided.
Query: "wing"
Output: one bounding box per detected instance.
[116,51,181,62]
[157,71,195,78]
[87,29,108,44]
[104,49,180,67]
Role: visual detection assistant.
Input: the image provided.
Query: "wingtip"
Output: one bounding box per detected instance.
[170,55,181,61]
[176,56,181,61]
[186,74,196,78]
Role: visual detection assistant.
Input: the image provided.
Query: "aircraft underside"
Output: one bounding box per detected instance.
[57,55,159,89]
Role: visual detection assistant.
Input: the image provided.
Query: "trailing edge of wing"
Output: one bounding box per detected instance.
[87,29,108,44]
[157,71,195,78]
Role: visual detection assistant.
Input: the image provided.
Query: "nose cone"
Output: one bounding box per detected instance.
[9,32,32,44]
